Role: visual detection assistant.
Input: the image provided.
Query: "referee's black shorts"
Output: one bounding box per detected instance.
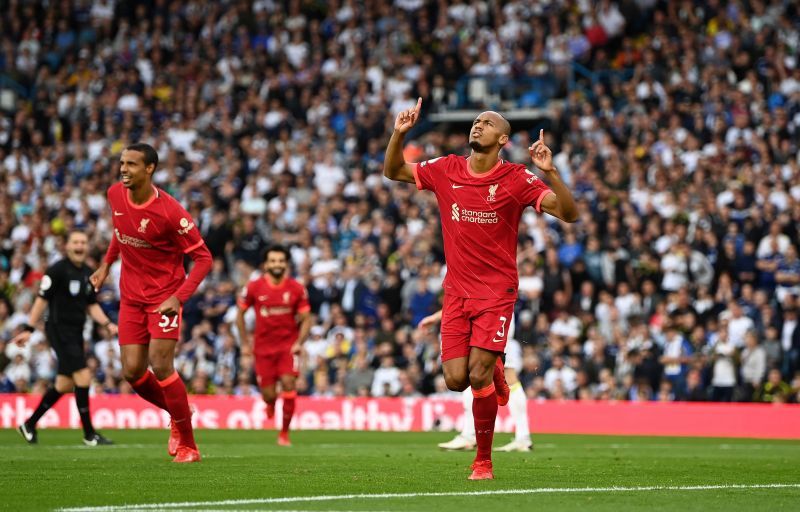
[45,325,88,376]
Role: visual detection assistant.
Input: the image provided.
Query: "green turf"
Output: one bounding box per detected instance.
[0,429,798,511]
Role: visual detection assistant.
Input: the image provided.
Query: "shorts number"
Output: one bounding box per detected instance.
[158,315,179,329]
[495,316,507,338]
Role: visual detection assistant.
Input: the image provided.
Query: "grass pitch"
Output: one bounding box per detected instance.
[0,429,798,511]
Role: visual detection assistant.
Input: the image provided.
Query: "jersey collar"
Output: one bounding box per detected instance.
[466,157,504,179]
[125,185,160,210]
[264,275,287,288]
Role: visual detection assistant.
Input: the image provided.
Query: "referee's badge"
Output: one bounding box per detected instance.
[69,280,81,296]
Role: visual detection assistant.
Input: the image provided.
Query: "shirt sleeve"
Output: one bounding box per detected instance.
[517,167,554,213]
[237,283,254,310]
[104,235,120,265]
[411,155,449,192]
[295,284,311,314]
[169,202,205,254]
[38,264,59,301]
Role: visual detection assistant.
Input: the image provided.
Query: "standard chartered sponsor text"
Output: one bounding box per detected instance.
[114,229,153,248]
[461,208,498,223]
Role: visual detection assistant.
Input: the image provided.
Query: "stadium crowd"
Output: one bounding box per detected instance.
[1,0,800,405]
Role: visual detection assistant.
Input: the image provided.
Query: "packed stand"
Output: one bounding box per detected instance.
[1,1,800,405]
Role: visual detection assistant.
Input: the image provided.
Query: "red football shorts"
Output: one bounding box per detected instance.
[255,351,299,387]
[440,294,516,362]
[118,302,182,345]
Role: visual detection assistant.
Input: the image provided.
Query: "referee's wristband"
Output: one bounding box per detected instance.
[21,323,35,333]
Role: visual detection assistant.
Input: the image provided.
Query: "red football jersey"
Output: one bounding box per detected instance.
[106,183,206,305]
[238,276,311,355]
[413,154,553,299]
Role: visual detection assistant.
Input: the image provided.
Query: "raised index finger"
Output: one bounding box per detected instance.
[539,129,544,142]
[414,97,422,114]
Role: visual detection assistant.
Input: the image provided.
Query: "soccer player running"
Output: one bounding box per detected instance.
[90,143,212,463]
[236,245,312,446]
[419,311,532,452]
[385,99,577,480]
[14,230,117,446]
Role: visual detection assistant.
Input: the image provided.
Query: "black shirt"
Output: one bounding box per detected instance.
[39,258,97,327]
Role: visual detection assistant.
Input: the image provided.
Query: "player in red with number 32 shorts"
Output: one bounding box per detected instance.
[384,99,578,480]
[236,245,312,447]
[91,143,212,463]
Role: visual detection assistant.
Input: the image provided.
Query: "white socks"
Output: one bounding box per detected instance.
[460,388,475,439]
[508,382,531,444]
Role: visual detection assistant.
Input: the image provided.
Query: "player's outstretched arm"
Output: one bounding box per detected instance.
[530,129,578,223]
[384,97,422,184]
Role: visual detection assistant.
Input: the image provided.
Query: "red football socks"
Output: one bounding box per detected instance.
[472,383,498,462]
[159,371,196,449]
[131,370,169,410]
[281,391,297,434]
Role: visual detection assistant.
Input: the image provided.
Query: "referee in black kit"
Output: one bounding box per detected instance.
[13,230,116,446]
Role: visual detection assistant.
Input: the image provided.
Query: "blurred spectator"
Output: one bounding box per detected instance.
[710,328,736,402]
[543,354,577,396]
[754,369,792,403]
[660,325,694,398]
[738,330,767,401]
[682,369,707,402]
[371,356,402,397]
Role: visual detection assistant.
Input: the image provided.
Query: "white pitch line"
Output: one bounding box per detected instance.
[0,444,153,450]
[121,510,394,512]
[57,483,800,512]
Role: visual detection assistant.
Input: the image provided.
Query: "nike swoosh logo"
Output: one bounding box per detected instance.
[452,184,464,189]
[162,327,176,333]
[114,211,124,216]
[492,338,505,343]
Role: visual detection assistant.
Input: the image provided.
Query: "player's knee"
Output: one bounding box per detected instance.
[150,363,175,381]
[505,368,519,385]
[444,374,469,392]
[55,381,74,394]
[121,356,149,383]
[123,367,146,383]
[468,364,493,389]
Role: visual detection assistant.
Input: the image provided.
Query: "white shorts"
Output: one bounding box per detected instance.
[504,338,523,372]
